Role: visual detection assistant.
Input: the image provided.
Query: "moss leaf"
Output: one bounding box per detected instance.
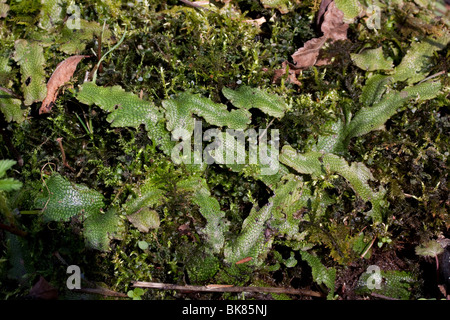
[13,40,47,106]
[351,47,394,71]
[83,208,124,251]
[35,173,105,222]
[127,208,160,233]
[300,251,336,299]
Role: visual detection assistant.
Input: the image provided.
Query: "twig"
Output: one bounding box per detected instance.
[92,27,127,83]
[0,86,22,99]
[258,117,276,144]
[56,138,75,172]
[132,281,324,297]
[73,287,128,298]
[360,237,376,259]
[370,293,399,300]
[179,0,210,11]
[97,22,105,74]
[418,70,446,84]
[0,222,28,237]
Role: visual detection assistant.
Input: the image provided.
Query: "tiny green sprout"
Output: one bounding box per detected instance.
[138,240,149,250]
[377,236,392,248]
[127,288,145,300]
[415,240,444,258]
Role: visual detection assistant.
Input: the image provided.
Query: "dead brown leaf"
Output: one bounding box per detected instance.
[39,55,89,114]
[320,1,348,41]
[29,276,58,300]
[291,36,328,69]
[316,0,333,26]
[273,0,349,86]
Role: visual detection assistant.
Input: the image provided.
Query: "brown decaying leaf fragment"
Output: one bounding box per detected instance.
[29,276,58,300]
[316,0,333,26]
[39,55,89,114]
[320,1,348,41]
[273,1,348,85]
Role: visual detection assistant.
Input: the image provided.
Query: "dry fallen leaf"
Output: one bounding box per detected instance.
[316,0,333,26]
[320,1,348,41]
[29,276,58,300]
[291,36,328,69]
[273,0,348,85]
[39,55,89,114]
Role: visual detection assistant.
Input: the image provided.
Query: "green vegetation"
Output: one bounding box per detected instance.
[0,0,449,301]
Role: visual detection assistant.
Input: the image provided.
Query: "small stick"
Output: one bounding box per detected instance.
[56,138,75,172]
[360,237,376,259]
[258,117,276,144]
[97,30,103,74]
[370,293,399,300]
[73,287,128,298]
[0,222,28,238]
[0,86,22,99]
[132,281,324,297]
[179,0,210,11]
[418,70,446,84]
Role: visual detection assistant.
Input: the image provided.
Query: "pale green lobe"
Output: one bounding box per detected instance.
[300,251,336,299]
[0,0,9,18]
[123,182,165,232]
[269,176,311,241]
[0,55,26,123]
[334,0,362,21]
[13,40,47,106]
[35,173,105,222]
[58,20,113,54]
[0,159,22,191]
[360,74,392,106]
[0,159,16,178]
[0,178,23,192]
[123,184,166,216]
[260,0,292,14]
[346,81,441,140]
[222,85,289,119]
[177,177,228,253]
[279,146,386,223]
[393,36,450,85]
[0,94,25,123]
[77,82,174,155]
[224,201,273,266]
[127,208,160,233]
[162,92,250,134]
[351,47,394,71]
[314,119,346,154]
[415,240,444,257]
[83,208,124,251]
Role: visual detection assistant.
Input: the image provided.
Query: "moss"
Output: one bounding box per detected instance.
[0,0,449,300]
